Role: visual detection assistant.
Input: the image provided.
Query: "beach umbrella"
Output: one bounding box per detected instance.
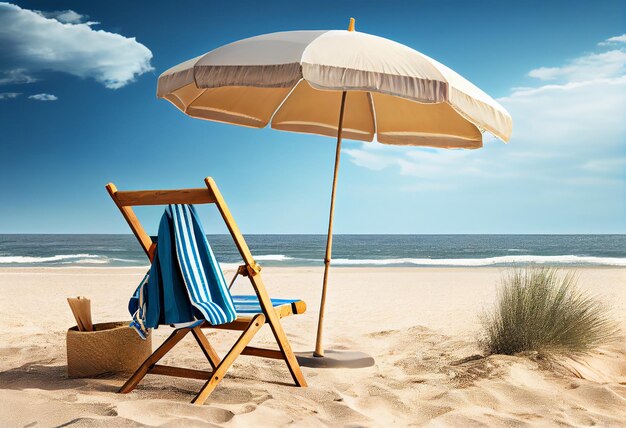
[157,18,512,365]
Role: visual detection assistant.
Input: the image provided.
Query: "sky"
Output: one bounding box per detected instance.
[0,0,624,235]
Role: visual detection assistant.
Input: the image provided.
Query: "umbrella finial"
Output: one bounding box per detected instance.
[348,17,355,31]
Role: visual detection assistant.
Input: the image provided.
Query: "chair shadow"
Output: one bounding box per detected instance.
[0,360,296,397]
[0,361,122,393]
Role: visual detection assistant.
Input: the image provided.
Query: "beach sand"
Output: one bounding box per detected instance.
[0,266,624,427]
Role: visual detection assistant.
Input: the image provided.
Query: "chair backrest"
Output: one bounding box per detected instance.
[106,177,260,275]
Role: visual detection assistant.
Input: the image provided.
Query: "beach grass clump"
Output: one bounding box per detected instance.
[480,268,619,356]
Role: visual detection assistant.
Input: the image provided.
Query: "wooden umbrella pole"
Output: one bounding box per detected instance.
[314,90,348,357]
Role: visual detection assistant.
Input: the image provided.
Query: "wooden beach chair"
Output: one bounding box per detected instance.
[105,177,307,405]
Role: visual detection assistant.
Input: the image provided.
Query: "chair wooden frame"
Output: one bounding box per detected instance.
[105,177,307,405]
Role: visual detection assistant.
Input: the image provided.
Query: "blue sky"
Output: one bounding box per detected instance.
[0,0,624,234]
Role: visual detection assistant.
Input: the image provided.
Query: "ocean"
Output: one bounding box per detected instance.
[0,234,625,268]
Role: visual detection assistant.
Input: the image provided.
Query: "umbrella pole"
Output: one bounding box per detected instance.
[314,91,347,357]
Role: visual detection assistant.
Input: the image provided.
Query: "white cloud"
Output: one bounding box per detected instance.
[598,34,626,46]
[36,9,89,24]
[0,3,153,89]
[343,35,626,195]
[343,145,495,182]
[499,76,626,145]
[528,50,626,81]
[28,93,58,101]
[582,157,626,173]
[0,69,37,85]
[0,92,20,99]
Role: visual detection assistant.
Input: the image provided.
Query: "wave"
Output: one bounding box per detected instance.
[220,255,296,270]
[110,258,141,263]
[254,254,295,261]
[1,253,624,267]
[331,255,626,267]
[205,255,626,268]
[0,254,102,264]
[63,258,110,265]
[0,254,143,265]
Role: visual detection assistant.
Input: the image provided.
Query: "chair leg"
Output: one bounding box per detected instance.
[267,317,308,387]
[191,314,265,405]
[119,327,191,394]
[191,326,221,369]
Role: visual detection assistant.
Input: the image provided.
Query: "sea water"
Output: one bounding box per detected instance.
[0,234,624,268]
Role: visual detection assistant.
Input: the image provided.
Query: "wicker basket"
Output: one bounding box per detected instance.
[66,321,152,378]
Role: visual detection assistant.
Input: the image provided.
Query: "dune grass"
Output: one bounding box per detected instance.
[480,268,619,356]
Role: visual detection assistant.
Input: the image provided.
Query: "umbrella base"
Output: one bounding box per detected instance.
[295,350,375,368]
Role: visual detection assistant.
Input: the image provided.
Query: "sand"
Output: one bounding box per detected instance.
[0,266,624,427]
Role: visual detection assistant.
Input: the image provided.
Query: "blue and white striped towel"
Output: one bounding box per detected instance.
[129,204,237,338]
[169,204,237,326]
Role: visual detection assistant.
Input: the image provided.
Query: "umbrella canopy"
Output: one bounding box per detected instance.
[157,20,512,362]
[157,29,512,147]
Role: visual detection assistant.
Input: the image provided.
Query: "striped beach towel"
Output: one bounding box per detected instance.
[129,204,237,338]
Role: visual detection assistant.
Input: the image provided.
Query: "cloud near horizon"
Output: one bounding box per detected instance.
[343,34,626,193]
[0,3,153,90]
